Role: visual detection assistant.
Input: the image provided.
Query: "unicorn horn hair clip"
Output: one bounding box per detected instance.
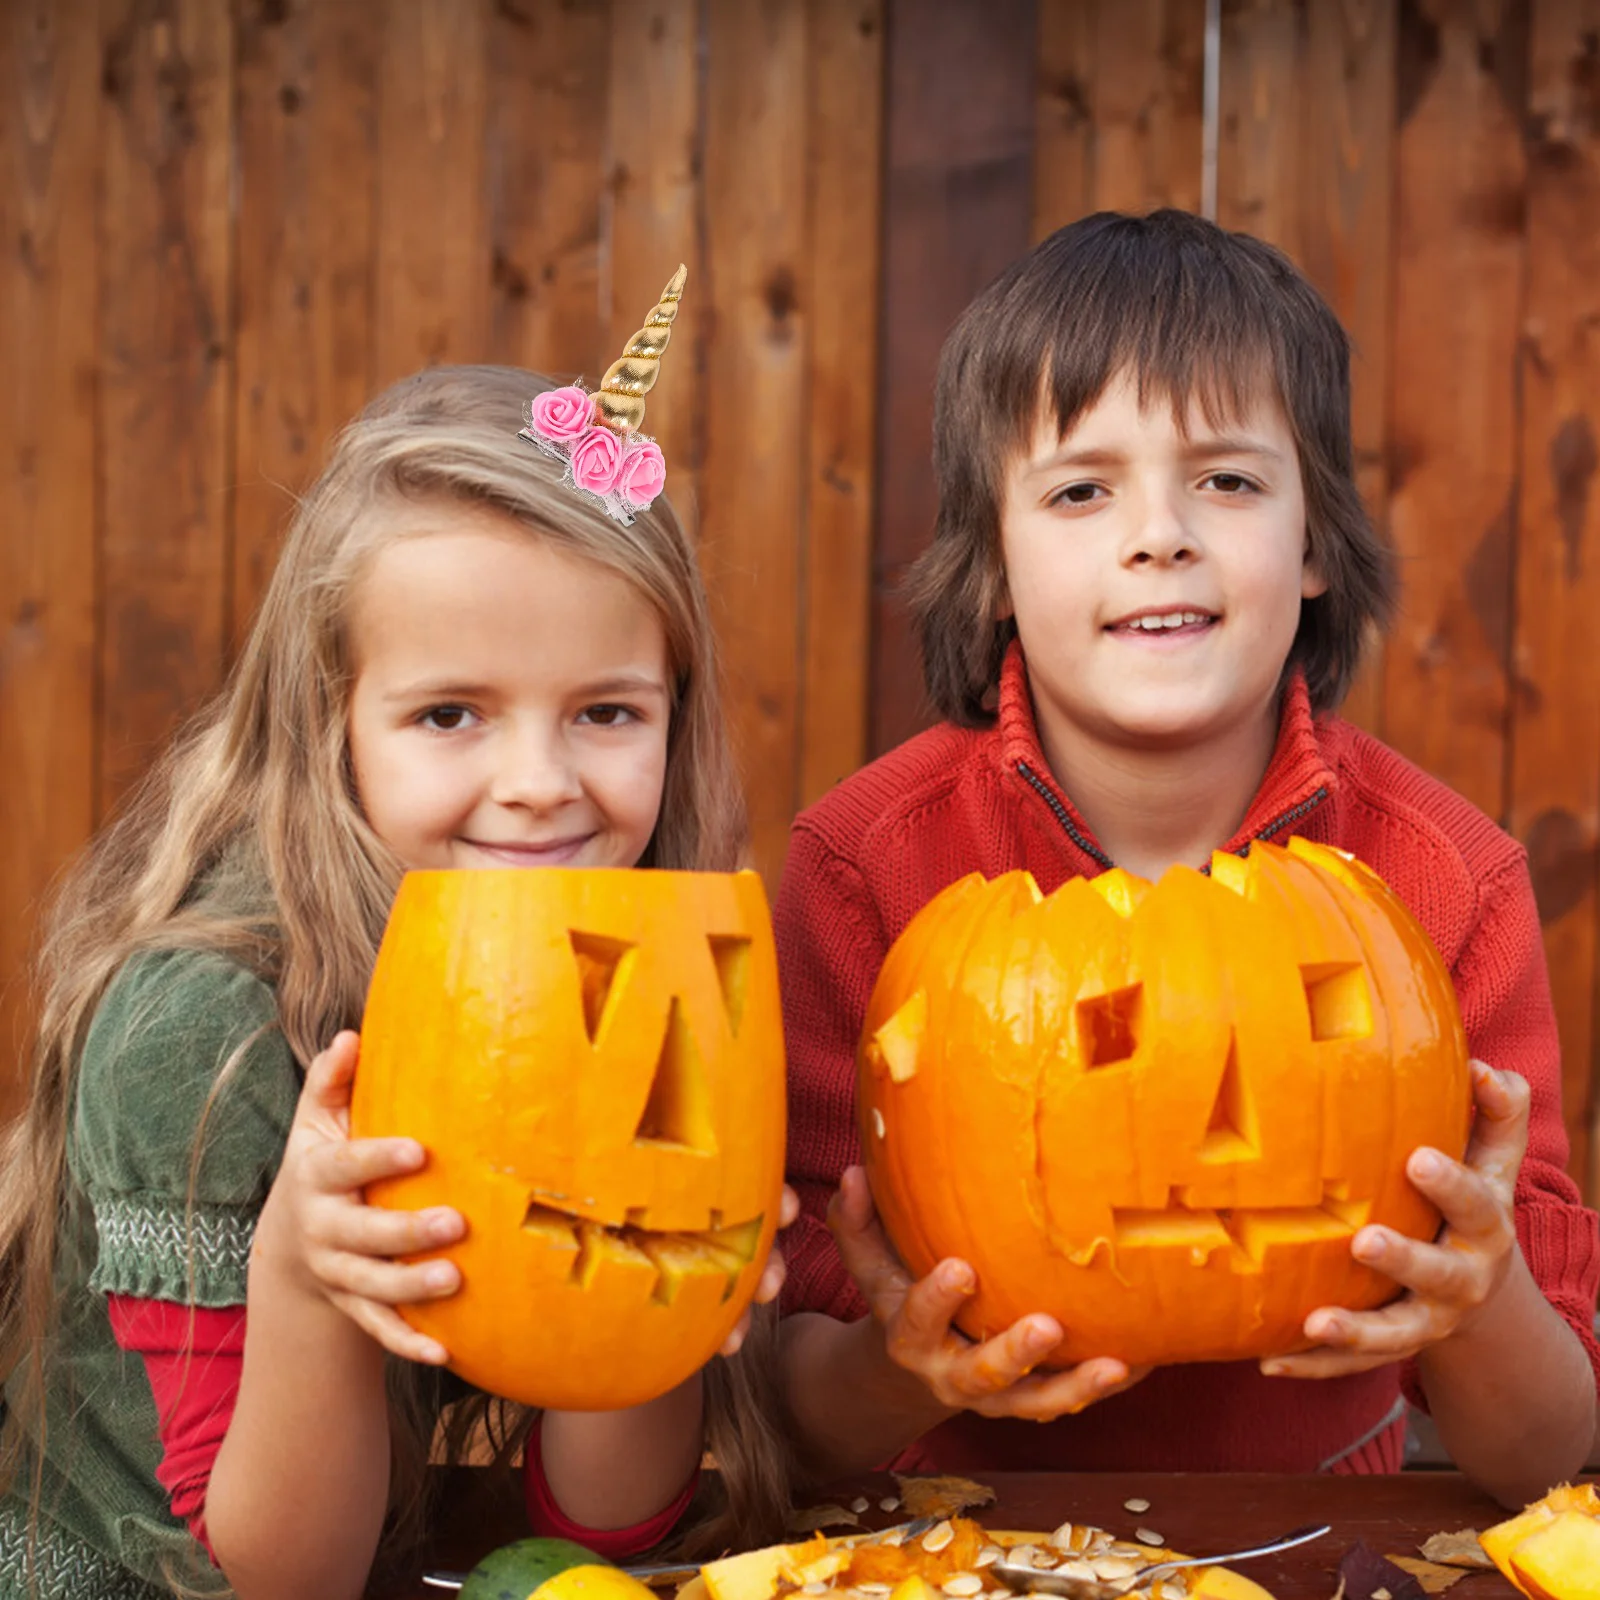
[518,264,685,526]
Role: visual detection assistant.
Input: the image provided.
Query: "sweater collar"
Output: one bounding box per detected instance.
[993,638,1336,870]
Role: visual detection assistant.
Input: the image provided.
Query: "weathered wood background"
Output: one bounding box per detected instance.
[4,0,1599,1201]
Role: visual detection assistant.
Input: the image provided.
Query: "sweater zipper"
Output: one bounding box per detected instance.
[1015,760,1329,871]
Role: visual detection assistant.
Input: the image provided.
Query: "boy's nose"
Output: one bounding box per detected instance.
[1125,492,1197,566]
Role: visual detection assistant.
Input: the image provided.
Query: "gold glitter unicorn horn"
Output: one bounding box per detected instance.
[592,264,687,434]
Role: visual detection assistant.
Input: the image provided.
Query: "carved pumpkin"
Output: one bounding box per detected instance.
[858,838,1471,1367]
[352,868,786,1410]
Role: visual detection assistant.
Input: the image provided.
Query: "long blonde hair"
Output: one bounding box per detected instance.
[0,365,788,1572]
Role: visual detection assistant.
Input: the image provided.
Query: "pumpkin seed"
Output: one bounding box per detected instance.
[942,1576,984,1596]
[851,1497,871,1514]
[872,1108,886,1139]
[974,1549,999,1568]
[1134,1529,1164,1548]
[1122,1498,1151,1515]
[921,1521,955,1554]
[880,1497,900,1513]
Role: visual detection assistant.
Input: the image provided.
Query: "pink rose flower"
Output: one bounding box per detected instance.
[529,385,594,442]
[569,425,625,496]
[617,439,667,507]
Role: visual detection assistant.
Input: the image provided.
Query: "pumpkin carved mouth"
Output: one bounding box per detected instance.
[521,1199,765,1305]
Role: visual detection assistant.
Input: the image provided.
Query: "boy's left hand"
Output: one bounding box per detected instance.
[718,1184,801,1356]
[1262,1060,1528,1380]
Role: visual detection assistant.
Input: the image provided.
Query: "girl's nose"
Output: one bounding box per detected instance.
[489,729,583,811]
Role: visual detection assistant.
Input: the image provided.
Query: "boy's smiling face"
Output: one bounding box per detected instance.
[1000,367,1324,763]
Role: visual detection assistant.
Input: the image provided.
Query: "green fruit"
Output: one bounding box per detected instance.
[459,1536,608,1600]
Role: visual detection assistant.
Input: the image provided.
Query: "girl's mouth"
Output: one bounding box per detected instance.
[465,837,594,867]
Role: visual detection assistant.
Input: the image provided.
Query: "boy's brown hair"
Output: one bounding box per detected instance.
[907,208,1396,723]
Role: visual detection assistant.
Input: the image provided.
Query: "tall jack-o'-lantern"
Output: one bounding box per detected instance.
[352,868,786,1410]
[858,838,1471,1367]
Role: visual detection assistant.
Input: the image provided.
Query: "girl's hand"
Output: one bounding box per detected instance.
[1263,1060,1528,1380]
[719,1183,801,1355]
[262,1030,466,1366]
[829,1165,1146,1420]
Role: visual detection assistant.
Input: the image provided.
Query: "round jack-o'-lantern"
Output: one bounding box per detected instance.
[352,868,786,1410]
[858,837,1471,1367]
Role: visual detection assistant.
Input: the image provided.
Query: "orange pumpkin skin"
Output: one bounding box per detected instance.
[858,838,1471,1368]
[351,868,786,1410]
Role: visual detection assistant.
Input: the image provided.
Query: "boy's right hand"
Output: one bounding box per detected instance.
[829,1165,1148,1421]
[258,1030,466,1366]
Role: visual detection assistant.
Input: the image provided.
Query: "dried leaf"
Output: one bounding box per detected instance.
[1337,1542,1426,1600]
[787,1504,863,1534]
[892,1474,997,1520]
[1416,1529,1494,1571]
[1385,1557,1468,1594]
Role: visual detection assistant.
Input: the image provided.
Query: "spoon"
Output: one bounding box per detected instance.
[987,1522,1330,1600]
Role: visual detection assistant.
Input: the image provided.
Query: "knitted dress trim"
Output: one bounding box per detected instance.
[0,1499,177,1600]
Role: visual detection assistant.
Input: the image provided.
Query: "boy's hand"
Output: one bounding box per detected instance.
[259,1030,466,1366]
[830,1166,1146,1420]
[1262,1060,1527,1380]
[719,1183,802,1355]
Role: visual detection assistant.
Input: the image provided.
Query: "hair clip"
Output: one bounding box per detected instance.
[518,264,685,526]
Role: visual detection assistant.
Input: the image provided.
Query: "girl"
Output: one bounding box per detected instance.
[775,209,1600,1508]
[0,362,794,1600]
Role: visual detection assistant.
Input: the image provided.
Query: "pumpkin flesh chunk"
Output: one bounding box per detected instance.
[1509,1511,1600,1600]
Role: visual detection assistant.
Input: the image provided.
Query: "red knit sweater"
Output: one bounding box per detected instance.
[775,643,1600,1474]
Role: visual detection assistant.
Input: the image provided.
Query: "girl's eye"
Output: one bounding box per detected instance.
[1204,471,1259,494]
[578,703,635,727]
[1048,481,1104,509]
[419,704,477,732]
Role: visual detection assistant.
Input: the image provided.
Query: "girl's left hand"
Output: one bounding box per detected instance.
[1262,1059,1529,1380]
[718,1184,801,1356]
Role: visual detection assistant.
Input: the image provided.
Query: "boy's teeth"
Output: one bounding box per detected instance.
[1129,611,1206,630]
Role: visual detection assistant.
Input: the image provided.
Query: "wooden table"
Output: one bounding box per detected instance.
[396,1469,1526,1600]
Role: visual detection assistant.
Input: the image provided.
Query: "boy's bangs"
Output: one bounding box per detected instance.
[1034,264,1285,452]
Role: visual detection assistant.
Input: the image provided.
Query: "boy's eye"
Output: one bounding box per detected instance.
[1048,482,1104,508]
[419,704,477,732]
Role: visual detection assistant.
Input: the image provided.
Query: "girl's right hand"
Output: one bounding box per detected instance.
[261,1030,465,1365]
[829,1165,1148,1421]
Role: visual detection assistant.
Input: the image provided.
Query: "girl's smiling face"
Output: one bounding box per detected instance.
[347,502,671,873]
[1000,368,1324,761]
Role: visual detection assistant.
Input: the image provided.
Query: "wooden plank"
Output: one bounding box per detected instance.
[1383,0,1528,822]
[797,0,883,807]
[1216,0,1306,259]
[99,0,235,813]
[0,0,100,1117]
[1295,0,1397,736]
[487,0,608,380]
[871,0,1037,756]
[700,0,808,884]
[232,0,380,645]
[1089,0,1208,216]
[1217,1,1398,736]
[1033,0,1094,239]
[1508,0,1600,1199]
[373,0,491,386]
[605,0,703,539]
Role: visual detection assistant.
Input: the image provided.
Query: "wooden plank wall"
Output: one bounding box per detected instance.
[3,0,1600,1208]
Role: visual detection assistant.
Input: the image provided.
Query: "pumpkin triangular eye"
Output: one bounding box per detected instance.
[633,997,718,1153]
[708,934,751,1035]
[1198,1029,1258,1163]
[569,930,634,1043]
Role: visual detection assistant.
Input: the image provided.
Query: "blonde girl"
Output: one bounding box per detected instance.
[0,363,793,1600]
